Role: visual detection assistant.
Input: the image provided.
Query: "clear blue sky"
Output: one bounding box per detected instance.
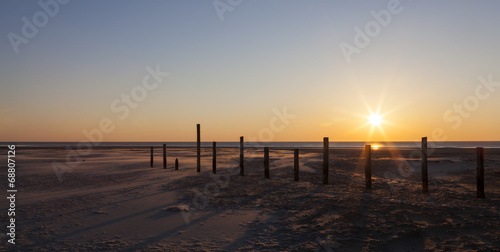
[1,0,500,141]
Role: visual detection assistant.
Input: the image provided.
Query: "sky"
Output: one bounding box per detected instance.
[1,0,500,142]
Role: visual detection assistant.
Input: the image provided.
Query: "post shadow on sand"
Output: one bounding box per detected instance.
[136,175,327,250]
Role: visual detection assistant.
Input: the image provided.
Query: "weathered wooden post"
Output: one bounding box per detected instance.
[477,147,485,198]
[163,144,167,169]
[175,158,179,170]
[212,141,216,174]
[422,137,428,193]
[150,146,154,168]
[264,147,270,179]
[323,137,329,185]
[240,136,244,176]
[365,145,372,189]
[197,124,201,173]
[294,149,299,182]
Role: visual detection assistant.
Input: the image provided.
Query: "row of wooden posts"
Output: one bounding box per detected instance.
[149,125,486,199]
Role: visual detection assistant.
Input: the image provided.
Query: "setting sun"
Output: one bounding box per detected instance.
[368,113,383,127]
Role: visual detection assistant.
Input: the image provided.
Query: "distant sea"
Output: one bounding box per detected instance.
[3,141,500,149]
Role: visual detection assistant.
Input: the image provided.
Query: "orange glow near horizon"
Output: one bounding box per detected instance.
[2,90,500,142]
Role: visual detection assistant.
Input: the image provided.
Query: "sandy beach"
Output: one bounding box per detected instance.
[2,146,500,251]
[3,0,500,251]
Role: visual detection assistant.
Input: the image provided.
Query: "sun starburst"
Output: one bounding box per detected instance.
[368,113,383,127]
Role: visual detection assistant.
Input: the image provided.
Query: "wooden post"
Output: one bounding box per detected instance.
[422,137,428,193]
[477,147,485,198]
[212,141,216,174]
[175,158,179,170]
[197,124,201,172]
[365,145,372,189]
[264,147,270,179]
[294,149,299,182]
[150,146,154,168]
[323,137,329,185]
[240,136,244,176]
[163,144,167,169]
